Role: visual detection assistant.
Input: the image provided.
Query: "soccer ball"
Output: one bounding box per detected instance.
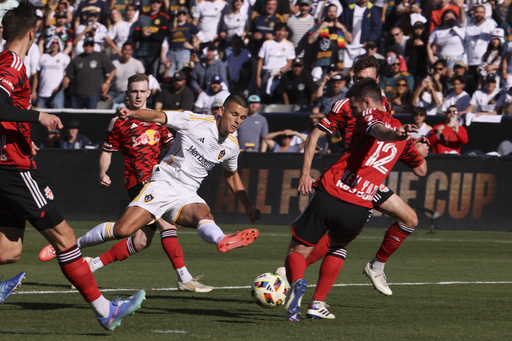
[251,272,288,308]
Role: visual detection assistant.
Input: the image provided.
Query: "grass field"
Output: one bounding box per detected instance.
[1,223,511,340]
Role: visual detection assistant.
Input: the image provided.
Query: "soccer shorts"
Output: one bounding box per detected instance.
[372,184,394,210]
[0,167,64,231]
[128,179,207,225]
[291,190,373,247]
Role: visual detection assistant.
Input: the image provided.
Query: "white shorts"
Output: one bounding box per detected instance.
[128,180,207,224]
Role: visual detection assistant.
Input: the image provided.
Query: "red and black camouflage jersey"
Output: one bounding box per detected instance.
[317,95,391,146]
[0,50,35,169]
[103,117,173,189]
[318,108,423,209]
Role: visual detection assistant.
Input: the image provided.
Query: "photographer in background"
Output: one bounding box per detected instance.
[427,105,468,155]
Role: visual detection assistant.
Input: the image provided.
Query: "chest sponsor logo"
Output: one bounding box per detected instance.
[132,129,161,147]
[188,145,215,170]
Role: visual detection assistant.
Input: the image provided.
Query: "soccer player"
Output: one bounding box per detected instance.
[285,78,427,322]
[40,73,213,292]
[293,56,428,299]
[0,1,144,330]
[47,94,260,265]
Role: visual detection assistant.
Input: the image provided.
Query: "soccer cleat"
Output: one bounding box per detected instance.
[307,300,336,320]
[97,290,146,331]
[286,278,307,322]
[39,244,56,261]
[178,275,214,293]
[0,271,26,304]
[363,262,393,296]
[217,229,259,253]
[274,267,289,288]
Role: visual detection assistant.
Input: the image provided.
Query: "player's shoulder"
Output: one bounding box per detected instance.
[0,50,23,71]
[226,134,240,149]
[330,98,351,113]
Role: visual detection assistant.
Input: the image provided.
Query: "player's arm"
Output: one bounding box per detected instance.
[223,168,261,224]
[298,127,327,196]
[369,123,418,142]
[99,151,113,187]
[118,107,167,124]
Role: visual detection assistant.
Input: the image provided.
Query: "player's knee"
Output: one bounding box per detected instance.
[114,224,133,239]
[133,235,151,250]
[0,250,22,264]
[397,215,418,229]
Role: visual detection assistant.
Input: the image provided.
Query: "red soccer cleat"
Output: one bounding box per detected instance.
[39,244,56,261]
[217,229,259,253]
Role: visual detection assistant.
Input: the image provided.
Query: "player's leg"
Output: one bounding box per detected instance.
[0,224,26,303]
[157,219,213,292]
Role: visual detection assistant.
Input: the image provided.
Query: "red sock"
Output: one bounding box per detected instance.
[375,223,412,263]
[57,245,101,302]
[306,234,330,267]
[313,251,346,302]
[160,229,185,269]
[99,237,138,266]
[285,252,307,285]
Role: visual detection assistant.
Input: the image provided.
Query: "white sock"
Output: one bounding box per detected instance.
[371,258,386,271]
[197,219,225,245]
[78,222,117,249]
[176,266,193,283]
[89,295,111,318]
[89,257,104,273]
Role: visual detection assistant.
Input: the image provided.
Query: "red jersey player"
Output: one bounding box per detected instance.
[0,1,144,330]
[285,78,427,322]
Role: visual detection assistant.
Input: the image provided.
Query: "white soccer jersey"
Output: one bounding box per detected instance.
[152,111,240,191]
[37,52,70,97]
[192,0,228,43]
[258,39,296,71]
[469,88,502,112]
[107,21,132,50]
[465,18,497,66]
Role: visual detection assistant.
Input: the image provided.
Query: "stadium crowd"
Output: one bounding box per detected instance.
[3,0,512,155]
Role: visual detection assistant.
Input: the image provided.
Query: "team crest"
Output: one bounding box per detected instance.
[144,194,154,202]
[90,60,98,69]
[44,186,54,200]
[218,149,226,160]
[155,19,160,25]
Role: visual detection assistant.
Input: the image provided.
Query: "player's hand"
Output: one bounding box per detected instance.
[246,206,261,224]
[436,125,445,135]
[117,107,133,120]
[38,112,64,131]
[31,141,40,156]
[100,174,111,187]
[298,174,315,196]
[396,124,417,140]
[413,137,430,158]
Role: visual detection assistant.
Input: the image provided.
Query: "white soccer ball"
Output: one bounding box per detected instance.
[251,272,288,308]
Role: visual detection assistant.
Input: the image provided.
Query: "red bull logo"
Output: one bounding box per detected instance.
[132,129,161,147]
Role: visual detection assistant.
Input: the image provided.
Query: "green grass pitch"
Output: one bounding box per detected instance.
[1,223,511,340]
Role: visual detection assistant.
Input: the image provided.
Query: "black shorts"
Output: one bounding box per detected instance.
[0,167,64,231]
[291,189,373,247]
[372,184,394,210]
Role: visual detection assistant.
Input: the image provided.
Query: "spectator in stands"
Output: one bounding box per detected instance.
[465,5,498,81]
[307,4,351,82]
[341,0,382,71]
[251,0,291,21]
[287,0,314,59]
[74,0,110,31]
[161,7,200,76]
[390,79,414,114]
[410,107,432,139]
[452,60,476,96]
[412,75,443,116]
[389,26,408,56]
[461,73,503,116]
[312,73,347,115]
[38,10,73,56]
[108,42,146,105]
[125,3,139,25]
[132,0,169,78]
[302,112,329,154]
[442,76,471,112]
[236,94,269,152]
[41,129,61,148]
[405,20,429,88]
[262,129,307,153]
[248,0,285,55]
[226,35,251,88]
[191,43,229,95]
[256,22,295,103]
[32,36,70,109]
[192,0,228,49]
[74,10,109,55]
[154,70,195,111]
[352,41,385,66]
[220,0,249,57]
[64,36,116,109]
[427,105,468,155]
[60,120,93,149]
[194,74,231,114]
[427,9,466,77]
[477,28,504,85]
[229,60,257,97]
[44,0,74,28]
[309,0,343,23]
[432,59,449,96]
[429,0,464,33]
[380,52,414,97]
[277,58,318,107]
[105,8,131,58]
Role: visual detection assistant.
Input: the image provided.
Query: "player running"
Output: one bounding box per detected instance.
[0,1,144,330]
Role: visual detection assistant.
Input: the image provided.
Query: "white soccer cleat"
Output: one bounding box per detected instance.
[363,262,393,296]
[306,300,335,320]
[274,267,289,288]
[178,275,213,293]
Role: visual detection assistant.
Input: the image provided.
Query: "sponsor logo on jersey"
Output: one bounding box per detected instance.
[187,145,215,170]
[218,149,226,160]
[132,129,161,147]
[44,186,54,200]
[144,194,154,202]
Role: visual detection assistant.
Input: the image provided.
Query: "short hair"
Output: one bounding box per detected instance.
[122,41,134,50]
[353,55,380,78]
[326,4,338,12]
[274,22,289,32]
[412,107,427,116]
[434,59,447,68]
[346,78,382,104]
[126,4,138,11]
[446,105,458,113]
[224,94,249,110]
[127,73,149,89]
[2,0,38,42]
[450,75,466,84]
